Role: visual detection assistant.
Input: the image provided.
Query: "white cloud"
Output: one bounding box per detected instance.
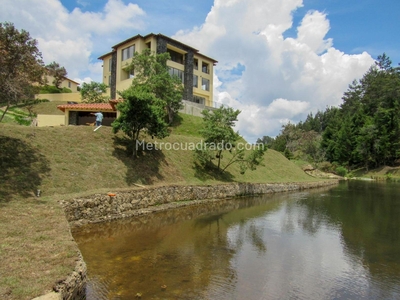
[2,0,376,141]
[174,0,374,142]
[1,0,145,80]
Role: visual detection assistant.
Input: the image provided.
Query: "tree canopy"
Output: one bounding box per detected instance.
[112,85,169,157]
[126,49,183,124]
[195,106,266,173]
[80,81,109,103]
[45,61,67,89]
[0,22,45,122]
[262,53,400,172]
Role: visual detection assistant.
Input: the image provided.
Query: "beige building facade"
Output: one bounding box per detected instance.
[98,33,217,107]
[45,75,80,92]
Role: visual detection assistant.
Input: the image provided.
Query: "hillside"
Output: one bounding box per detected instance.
[0,112,319,299]
[0,113,315,201]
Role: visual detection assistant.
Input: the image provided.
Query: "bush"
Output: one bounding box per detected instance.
[39,85,72,94]
[319,161,332,172]
[284,148,294,160]
[335,166,347,177]
[14,115,31,126]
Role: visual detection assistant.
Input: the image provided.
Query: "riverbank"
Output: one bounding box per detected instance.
[62,181,340,228]
[1,115,336,299]
[57,180,339,299]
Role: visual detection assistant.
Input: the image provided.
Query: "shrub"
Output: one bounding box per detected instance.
[39,85,72,94]
[284,148,294,160]
[335,166,347,177]
[319,161,332,172]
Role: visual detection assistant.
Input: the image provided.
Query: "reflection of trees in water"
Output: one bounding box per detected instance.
[296,181,400,297]
[75,193,294,299]
[73,195,271,299]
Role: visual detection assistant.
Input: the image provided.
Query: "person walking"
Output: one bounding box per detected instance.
[91,111,103,127]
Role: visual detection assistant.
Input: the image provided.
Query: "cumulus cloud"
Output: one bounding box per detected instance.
[1,0,145,79]
[174,0,375,141]
[2,0,376,141]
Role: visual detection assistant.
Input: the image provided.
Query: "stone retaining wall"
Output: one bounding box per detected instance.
[56,180,339,299]
[54,257,86,300]
[61,181,339,228]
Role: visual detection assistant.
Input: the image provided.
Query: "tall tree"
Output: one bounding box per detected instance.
[112,85,169,157]
[0,22,45,122]
[46,61,67,89]
[195,106,266,173]
[126,49,183,124]
[80,81,109,103]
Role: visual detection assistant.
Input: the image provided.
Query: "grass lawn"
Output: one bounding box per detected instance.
[0,111,321,299]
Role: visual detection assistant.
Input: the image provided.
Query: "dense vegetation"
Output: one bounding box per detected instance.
[259,54,400,173]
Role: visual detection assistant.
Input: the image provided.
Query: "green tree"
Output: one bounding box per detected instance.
[126,49,183,124]
[45,61,67,89]
[80,81,109,103]
[195,106,266,173]
[112,85,169,157]
[0,22,45,122]
[256,136,274,147]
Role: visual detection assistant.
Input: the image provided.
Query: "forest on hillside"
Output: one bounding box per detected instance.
[258,54,400,174]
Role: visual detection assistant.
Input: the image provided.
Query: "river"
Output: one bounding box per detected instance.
[72,180,400,299]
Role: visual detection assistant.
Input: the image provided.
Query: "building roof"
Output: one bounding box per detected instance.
[98,33,217,63]
[57,103,116,112]
[97,50,115,60]
[62,76,80,85]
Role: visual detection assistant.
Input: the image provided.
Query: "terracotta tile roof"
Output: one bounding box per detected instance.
[57,103,116,112]
[109,99,124,110]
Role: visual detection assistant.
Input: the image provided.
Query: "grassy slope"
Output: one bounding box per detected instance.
[1,114,314,199]
[0,112,316,299]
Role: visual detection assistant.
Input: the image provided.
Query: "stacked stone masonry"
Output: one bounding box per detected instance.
[61,181,339,228]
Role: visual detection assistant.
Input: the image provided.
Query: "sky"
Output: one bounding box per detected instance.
[2,0,400,142]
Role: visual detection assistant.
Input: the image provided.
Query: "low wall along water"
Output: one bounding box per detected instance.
[53,181,339,299]
[61,181,339,228]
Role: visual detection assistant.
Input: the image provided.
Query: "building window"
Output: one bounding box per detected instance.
[194,58,198,70]
[109,59,112,72]
[202,78,210,91]
[167,49,184,64]
[122,68,134,80]
[193,75,198,88]
[202,62,209,74]
[122,45,135,61]
[193,96,205,104]
[68,81,71,88]
[169,67,184,82]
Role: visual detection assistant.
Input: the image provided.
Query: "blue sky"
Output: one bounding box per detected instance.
[286,0,400,62]
[2,0,399,141]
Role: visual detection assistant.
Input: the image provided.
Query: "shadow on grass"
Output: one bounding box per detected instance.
[112,135,167,185]
[193,162,234,182]
[0,136,50,203]
[169,113,183,129]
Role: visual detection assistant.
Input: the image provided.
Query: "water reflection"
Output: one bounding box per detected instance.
[73,182,400,299]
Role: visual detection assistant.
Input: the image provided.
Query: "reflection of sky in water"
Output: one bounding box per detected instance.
[220,195,390,300]
[75,182,400,300]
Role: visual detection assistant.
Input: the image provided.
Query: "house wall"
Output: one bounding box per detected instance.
[35,92,82,102]
[101,54,113,90]
[37,114,65,127]
[179,99,216,117]
[101,34,216,104]
[193,54,214,107]
[46,75,79,92]
[115,37,146,93]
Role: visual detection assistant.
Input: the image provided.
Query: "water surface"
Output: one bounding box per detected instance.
[73,180,400,299]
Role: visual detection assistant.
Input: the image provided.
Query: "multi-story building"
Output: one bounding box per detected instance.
[98,33,217,107]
